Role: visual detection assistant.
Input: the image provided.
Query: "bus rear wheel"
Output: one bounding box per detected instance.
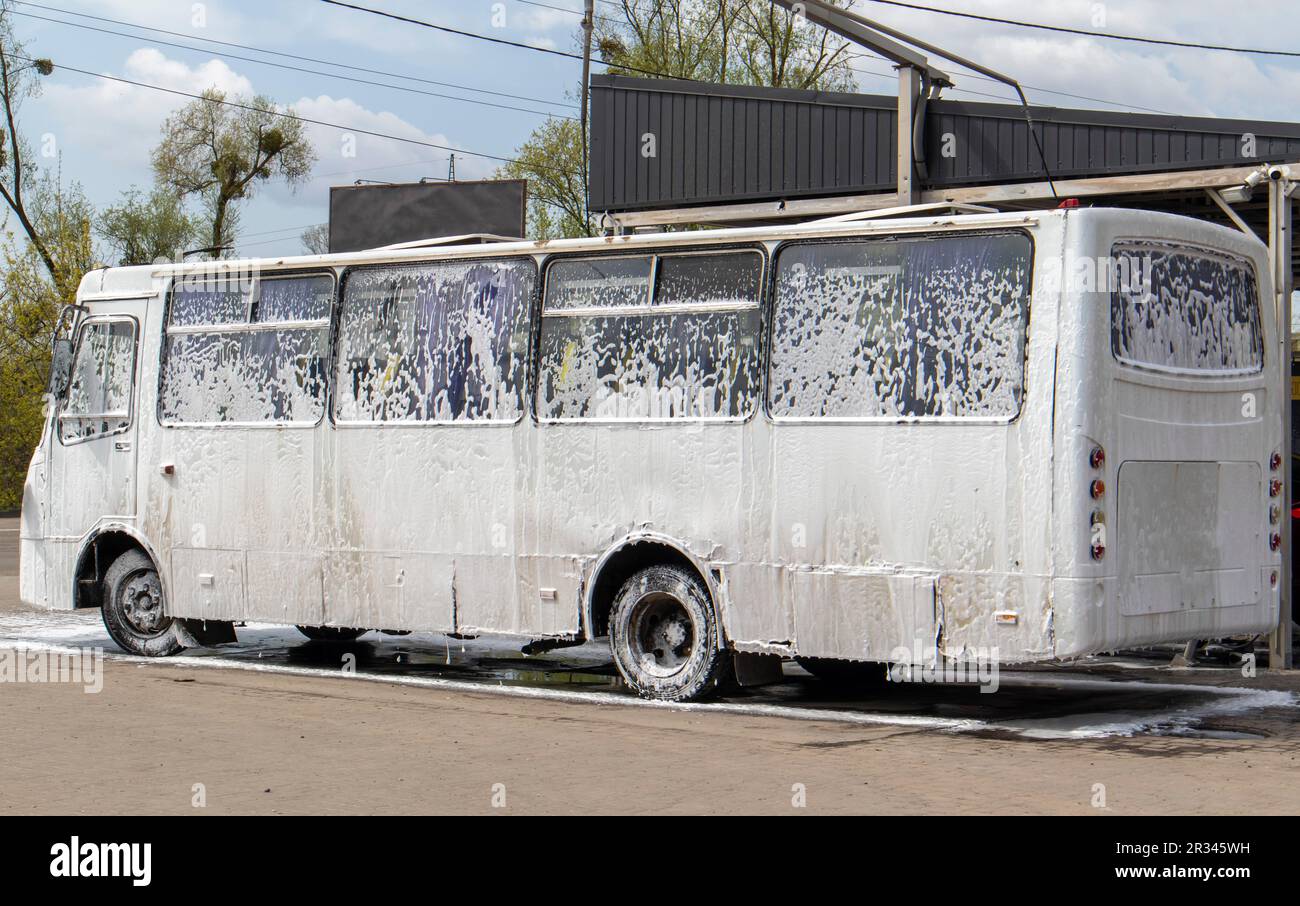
[296,626,368,642]
[609,564,731,702]
[101,549,185,658]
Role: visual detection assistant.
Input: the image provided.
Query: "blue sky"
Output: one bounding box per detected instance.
[13,0,1300,258]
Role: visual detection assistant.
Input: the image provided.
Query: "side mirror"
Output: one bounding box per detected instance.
[48,337,74,401]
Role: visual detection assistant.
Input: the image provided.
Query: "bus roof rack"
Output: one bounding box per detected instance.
[806,202,999,225]
[370,233,522,251]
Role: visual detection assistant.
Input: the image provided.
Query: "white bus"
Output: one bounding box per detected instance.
[19,206,1284,702]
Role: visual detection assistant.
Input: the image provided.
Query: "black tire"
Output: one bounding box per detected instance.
[795,657,890,688]
[296,625,367,642]
[101,549,185,657]
[609,564,732,702]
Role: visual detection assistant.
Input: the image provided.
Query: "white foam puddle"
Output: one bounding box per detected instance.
[990,691,1296,740]
[0,609,1293,738]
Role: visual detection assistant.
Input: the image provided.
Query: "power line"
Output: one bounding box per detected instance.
[513,0,622,28]
[16,52,554,172]
[320,0,591,63]
[317,0,702,83]
[238,222,326,240]
[840,50,1172,115]
[859,0,1300,60]
[11,0,574,109]
[11,6,575,119]
[315,156,450,181]
[510,0,1175,115]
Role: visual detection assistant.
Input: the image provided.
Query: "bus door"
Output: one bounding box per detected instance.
[48,306,144,539]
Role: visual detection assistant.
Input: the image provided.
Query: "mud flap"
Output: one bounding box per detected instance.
[733,651,784,687]
[174,618,238,648]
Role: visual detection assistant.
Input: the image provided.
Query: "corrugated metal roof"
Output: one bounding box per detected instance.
[590,74,1300,213]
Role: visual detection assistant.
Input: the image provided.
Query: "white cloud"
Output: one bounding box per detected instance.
[30,46,501,257]
[47,0,253,42]
[840,0,1300,121]
[290,93,497,198]
[39,48,253,179]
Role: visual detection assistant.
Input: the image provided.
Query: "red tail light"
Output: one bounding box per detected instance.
[1270,533,1282,552]
[1090,543,1106,561]
[1089,446,1106,469]
[1270,451,1282,471]
[1090,479,1105,499]
[1270,480,1282,498]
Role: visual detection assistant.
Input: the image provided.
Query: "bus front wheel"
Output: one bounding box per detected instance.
[609,564,732,702]
[101,549,185,658]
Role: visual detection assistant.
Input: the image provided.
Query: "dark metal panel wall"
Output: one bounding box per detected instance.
[590,75,897,211]
[591,74,1300,213]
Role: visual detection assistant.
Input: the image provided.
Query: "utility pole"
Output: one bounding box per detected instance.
[448,153,456,182]
[580,0,594,229]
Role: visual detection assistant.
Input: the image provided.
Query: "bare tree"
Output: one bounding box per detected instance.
[0,2,60,289]
[301,223,330,255]
[153,89,317,252]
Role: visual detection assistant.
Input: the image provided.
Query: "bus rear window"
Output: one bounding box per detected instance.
[1110,243,1263,375]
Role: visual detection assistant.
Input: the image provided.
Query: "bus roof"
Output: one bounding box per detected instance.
[75,205,1259,300]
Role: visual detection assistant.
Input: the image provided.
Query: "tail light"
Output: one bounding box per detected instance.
[1270,451,1282,471]
[1087,446,1106,562]
[1271,504,1282,524]
[1270,480,1282,498]
[1270,533,1282,552]
[1271,571,1279,588]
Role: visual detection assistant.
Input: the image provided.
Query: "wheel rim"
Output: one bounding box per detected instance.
[627,592,697,679]
[119,569,170,637]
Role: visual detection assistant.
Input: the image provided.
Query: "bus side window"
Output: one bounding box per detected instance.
[768,233,1032,420]
[537,250,763,421]
[59,319,136,444]
[333,258,534,424]
[160,273,332,426]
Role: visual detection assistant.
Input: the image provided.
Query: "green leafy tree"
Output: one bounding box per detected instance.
[98,186,202,266]
[497,117,589,240]
[0,173,96,508]
[152,89,317,252]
